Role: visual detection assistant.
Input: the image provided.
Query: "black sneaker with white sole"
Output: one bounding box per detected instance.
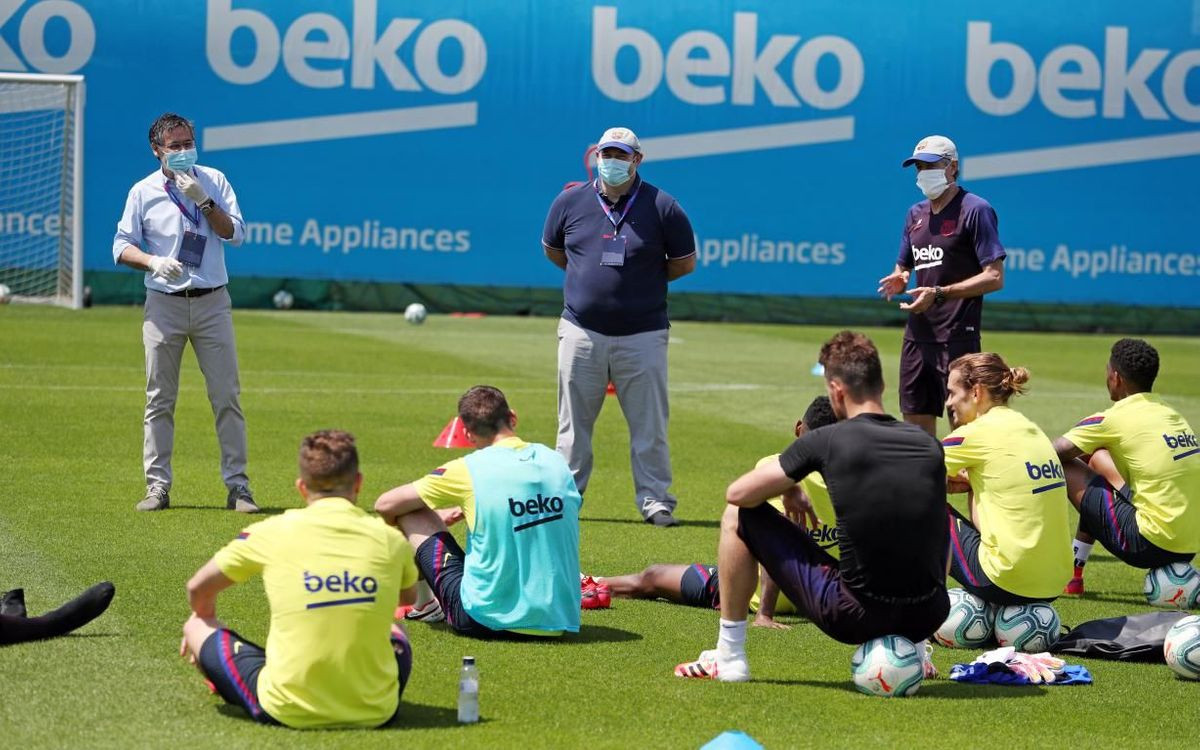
[226,485,260,513]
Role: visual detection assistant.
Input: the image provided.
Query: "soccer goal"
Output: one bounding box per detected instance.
[0,72,84,308]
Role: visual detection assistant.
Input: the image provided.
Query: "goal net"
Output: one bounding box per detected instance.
[0,73,84,308]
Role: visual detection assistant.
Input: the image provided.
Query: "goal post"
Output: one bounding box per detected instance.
[0,72,84,309]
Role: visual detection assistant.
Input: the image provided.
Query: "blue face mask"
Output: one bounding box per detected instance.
[597,157,632,186]
[164,148,197,173]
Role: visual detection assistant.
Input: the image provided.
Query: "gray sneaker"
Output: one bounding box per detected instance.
[136,485,170,512]
[645,509,680,527]
[227,485,259,513]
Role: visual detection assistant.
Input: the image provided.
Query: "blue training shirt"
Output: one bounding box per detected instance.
[542,177,696,336]
[459,441,582,633]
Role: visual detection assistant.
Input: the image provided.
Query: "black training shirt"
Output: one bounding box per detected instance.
[779,412,948,602]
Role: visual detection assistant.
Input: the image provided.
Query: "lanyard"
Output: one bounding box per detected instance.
[163,178,200,227]
[593,179,641,233]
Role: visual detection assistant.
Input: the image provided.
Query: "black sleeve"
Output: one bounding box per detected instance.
[778,427,829,481]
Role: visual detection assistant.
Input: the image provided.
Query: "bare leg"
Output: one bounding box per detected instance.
[903,413,937,436]
[604,564,692,602]
[181,612,225,675]
[717,505,759,624]
[395,506,450,551]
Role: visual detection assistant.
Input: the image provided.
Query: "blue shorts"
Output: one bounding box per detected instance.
[1077,475,1194,568]
[946,505,1054,605]
[197,627,411,727]
[679,564,720,609]
[736,503,948,644]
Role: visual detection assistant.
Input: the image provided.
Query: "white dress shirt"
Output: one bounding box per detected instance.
[112,165,245,292]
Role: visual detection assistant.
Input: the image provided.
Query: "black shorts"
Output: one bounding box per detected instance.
[197,629,278,725]
[679,564,720,609]
[1077,475,1195,568]
[899,338,981,417]
[415,532,524,640]
[197,627,412,727]
[946,505,1054,605]
[736,504,948,644]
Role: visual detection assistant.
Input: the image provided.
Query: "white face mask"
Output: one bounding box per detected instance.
[916,168,949,199]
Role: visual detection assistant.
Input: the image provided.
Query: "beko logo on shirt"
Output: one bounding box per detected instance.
[0,0,95,73]
[809,524,838,549]
[303,570,379,594]
[1163,431,1198,451]
[1026,459,1066,494]
[508,494,564,531]
[911,244,944,270]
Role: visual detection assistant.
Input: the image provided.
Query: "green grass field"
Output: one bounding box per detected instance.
[1,305,1197,749]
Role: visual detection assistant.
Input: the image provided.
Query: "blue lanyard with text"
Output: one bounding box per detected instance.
[163,177,200,228]
[593,179,641,233]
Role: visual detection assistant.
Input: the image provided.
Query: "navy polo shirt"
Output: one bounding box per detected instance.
[542,178,696,336]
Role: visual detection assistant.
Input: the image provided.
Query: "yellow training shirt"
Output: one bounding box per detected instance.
[213,498,418,728]
[942,406,1073,598]
[1062,392,1200,553]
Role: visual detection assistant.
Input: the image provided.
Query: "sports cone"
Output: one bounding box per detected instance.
[606,381,616,396]
[433,416,473,448]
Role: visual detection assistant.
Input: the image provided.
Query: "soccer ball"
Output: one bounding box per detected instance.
[404,302,427,325]
[934,588,995,648]
[1163,614,1200,680]
[0,283,11,303]
[994,603,1061,653]
[850,635,923,697]
[272,289,294,310]
[1143,563,1200,609]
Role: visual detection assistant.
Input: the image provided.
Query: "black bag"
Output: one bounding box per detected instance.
[1052,611,1191,662]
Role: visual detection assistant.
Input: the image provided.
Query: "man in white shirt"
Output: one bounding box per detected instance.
[112,112,256,513]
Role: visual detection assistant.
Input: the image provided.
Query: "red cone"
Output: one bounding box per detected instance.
[606,381,616,396]
[433,416,473,448]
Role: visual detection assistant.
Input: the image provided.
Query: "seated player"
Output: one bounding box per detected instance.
[600,396,840,628]
[941,353,1073,604]
[0,582,115,646]
[676,331,950,681]
[1054,338,1200,594]
[180,430,419,729]
[375,385,582,639]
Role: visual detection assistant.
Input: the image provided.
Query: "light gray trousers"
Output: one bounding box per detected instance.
[142,287,248,491]
[555,318,676,518]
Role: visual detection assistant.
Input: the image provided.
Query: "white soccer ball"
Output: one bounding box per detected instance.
[994,603,1061,653]
[1143,563,1200,609]
[272,289,294,310]
[404,302,427,325]
[934,588,996,648]
[0,283,11,304]
[1164,614,1200,680]
[850,635,923,697]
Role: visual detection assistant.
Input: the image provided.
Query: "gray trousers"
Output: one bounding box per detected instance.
[142,287,248,491]
[556,318,675,518]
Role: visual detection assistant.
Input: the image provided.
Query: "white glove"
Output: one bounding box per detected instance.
[174,171,210,204]
[147,255,184,281]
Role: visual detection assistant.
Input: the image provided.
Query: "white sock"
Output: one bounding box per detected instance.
[414,579,435,607]
[1072,540,1094,570]
[717,618,747,659]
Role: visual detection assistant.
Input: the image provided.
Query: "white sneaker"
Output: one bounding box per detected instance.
[920,639,938,679]
[403,598,445,623]
[674,649,750,682]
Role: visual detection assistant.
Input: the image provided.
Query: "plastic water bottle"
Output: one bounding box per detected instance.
[457,656,479,723]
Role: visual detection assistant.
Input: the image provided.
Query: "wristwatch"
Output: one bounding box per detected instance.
[932,286,947,306]
[199,198,217,214]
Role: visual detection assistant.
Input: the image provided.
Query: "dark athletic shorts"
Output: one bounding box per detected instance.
[414,532,544,640]
[1077,475,1195,569]
[899,338,981,417]
[736,504,948,644]
[946,505,1054,605]
[679,564,720,609]
[197,627,412,727]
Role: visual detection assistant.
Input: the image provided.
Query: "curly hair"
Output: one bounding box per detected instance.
[802,396,837,430]
[148,112,194,146]
[1110,338,1159,391]
[818,331,883,399]
[949,352,1029,405]
[299,429,359,492]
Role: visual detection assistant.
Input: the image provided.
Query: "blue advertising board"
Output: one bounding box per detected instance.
[2,1,1199,304]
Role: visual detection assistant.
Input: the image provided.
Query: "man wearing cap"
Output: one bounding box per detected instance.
[541,127,697,527]
[877,135,1006,436]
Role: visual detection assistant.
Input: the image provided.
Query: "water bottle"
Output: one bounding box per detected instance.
[457,656,479,723]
